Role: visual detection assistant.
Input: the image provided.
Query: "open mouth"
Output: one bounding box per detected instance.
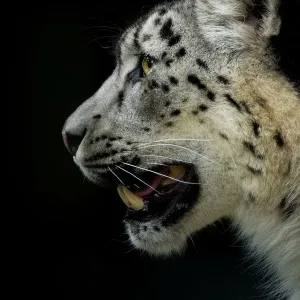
[113,164,200,226]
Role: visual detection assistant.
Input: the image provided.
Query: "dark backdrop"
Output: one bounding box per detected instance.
[16,1,299,299]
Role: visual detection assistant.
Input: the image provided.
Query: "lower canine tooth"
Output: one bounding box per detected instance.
[117,185,144,210]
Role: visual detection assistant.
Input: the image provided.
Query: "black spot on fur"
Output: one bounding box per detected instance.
[106,142,112,148]
[117,137,122,140]
[132,156,141,165]
[95,137,101,142]
[158,8,167,15]
[149,80,159,89]
[93,114,101,119]
[165,59,174,67]
[243,141,264,159]
[219,133,228,140]
[143,225,148,231]
[166,121,173,127]
[154,18,161,26]
[169,76,178,85]
[143,127,150,132]
[165,100,171,107]
[142,34,152,42]
[160,114,165,118]
[161,51,167,59]
[274,131,285,147]
[199,104,208,111]
[175,47,186,58]
[111,150,118,155]
[187,74,206,89]
[153,226,161,232]
[171,109,181,116]
[192,110,198,115]
[217,76,229,84]
[279,197,297,220]
[225,94,241,111]
[160,18,173,40]
[196,59,208,70]
[241,101,252,114]
[248,193,256,202]
[207,91,215,101]
[168,35,181,46]
[252,120,260,137]
[101,135,108,140]
[118,91,124,107]
[126,141,132,145]
[162,84,170,93]
[109,137,117,141]
[247,165,262,175]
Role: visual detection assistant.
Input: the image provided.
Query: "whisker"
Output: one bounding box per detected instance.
[116,165,162,194]
[137,143,219,164]
[138,138,217,147]
[141,154,192,165]
[147,162,169,167]
[108,166,125,185]
[122,162,200,185]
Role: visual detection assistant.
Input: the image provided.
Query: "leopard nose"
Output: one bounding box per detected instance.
[62,130,86,156]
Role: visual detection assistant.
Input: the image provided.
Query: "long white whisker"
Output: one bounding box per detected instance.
[147,162,169,167]
[122,162,200,185]
[141,154,193,165]
[138,138,217,147]
[116,165,161,194]
[138,143,219,164]
[108,166,125,185]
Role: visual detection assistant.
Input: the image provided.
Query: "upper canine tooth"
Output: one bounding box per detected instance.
[117,185,144,210]
[160,165,186,186]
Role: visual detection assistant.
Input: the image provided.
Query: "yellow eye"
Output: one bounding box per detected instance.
[141,55,153,75]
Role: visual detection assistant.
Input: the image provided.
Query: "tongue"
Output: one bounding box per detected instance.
[134,167,169,197]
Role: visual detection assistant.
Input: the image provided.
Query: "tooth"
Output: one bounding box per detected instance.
[117,185,144,210]
[160,165,185,186]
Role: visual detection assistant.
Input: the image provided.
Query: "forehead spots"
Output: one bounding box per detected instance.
[160,18,173,40]
[176,47,186,58]
[169,76,178,85]
[196,59,208,70]
[168,35,181,47]
[187,74,206,90]
[165,59,174,67]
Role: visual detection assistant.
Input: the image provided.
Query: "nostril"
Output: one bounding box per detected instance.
[63,131,85,156]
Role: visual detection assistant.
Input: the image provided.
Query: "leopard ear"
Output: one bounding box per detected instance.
[195,0,281,52]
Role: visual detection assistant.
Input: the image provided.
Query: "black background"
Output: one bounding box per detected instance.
[16,1,299,299]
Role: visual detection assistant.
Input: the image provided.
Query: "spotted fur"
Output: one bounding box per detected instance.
[63,1,300,299]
